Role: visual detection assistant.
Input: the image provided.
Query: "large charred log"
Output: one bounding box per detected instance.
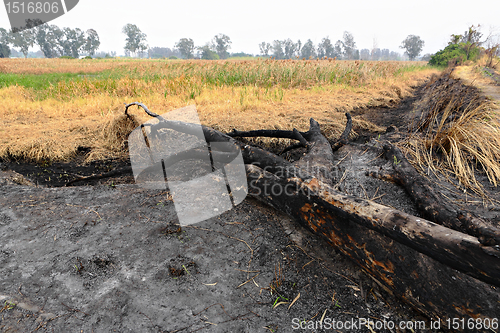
[369,143,500,246]
[245,164,500,321]
[68,103,500,323]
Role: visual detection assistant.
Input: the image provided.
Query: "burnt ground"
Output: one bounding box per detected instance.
[1,79,500,332]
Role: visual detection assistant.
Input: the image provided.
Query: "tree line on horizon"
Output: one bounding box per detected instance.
[121,24,236,60]
[0,24,100,59]
[258,33,424,61]
[0,22,434,62]
[121,24,425,61]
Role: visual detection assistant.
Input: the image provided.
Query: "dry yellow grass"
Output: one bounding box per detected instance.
[403,69,500,197]
[0,58,139,74]
[0,58,438,163]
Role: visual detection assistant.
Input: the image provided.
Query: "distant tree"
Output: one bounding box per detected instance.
[461,25,483,60]
[34,24,54,58]
[259,42,271,57]
[400,35,424,60]
[49,25,65,56]
[342,31,356,60]
[57,28,72,56]
[9,48,22,57]
[122,23,148,57]
[359,48,370,60]
[149,47,181,59]
[175,38,195,59]
[94,50,117,58]
[271,40,284,59]
[317,37,334,58]
[83,29,100,56]
[283,39,297,59]
[420,53,432,61]
[10,28,35,58]
[371,47,381,60]
[333,40,343,59]
[300,39,316,59]
[212,34,231,59]
[199,44,219,60]
[0,28,11,58]
[295,40,302,57]
[380,48,390,60]
[0,43,10,58]
[389,51,401,60]
[64,27,85,58]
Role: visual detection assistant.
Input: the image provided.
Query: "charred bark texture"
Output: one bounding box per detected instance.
[81,103,500,323]
[246,164,500,321]
[223,115,500,323]
[375,143,500,246]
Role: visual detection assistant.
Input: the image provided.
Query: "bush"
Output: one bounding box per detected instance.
[201,49,219,60]
[59,55,75,59]
[429,43,481,67]
[168,56,178,60]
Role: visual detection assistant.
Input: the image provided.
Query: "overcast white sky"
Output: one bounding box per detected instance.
[1,0,499,56]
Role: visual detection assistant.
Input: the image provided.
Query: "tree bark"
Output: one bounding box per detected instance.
[73,104,500,323]
[370,143,500,246]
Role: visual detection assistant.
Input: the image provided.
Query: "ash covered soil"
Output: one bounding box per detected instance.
[0,174,425,333]
[1,76,499,332]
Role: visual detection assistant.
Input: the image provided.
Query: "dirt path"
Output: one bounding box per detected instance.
[454,65,500,111]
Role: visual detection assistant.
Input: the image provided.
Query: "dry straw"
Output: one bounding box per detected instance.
[0,58,436,163]
[404,71,500,198]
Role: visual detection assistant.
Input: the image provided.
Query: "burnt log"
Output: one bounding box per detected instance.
[85,103,500,323]
[224,115,500,323]
[245,164,500,321]
[371,143,500,246]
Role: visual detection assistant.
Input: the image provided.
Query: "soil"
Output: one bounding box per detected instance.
[0,174,426,333]
[1,76,499,332]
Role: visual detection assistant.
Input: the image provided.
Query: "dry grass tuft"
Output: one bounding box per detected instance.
[101,113,140,152]
[404,70,500,197]
[84,112,141,162]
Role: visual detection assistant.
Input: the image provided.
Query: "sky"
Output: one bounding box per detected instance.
[1,0,499,57]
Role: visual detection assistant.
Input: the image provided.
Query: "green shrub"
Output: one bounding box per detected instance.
[429,43,481,67]
[59,55,75,59]
[168,56,178,60]
[201,49,219,60]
